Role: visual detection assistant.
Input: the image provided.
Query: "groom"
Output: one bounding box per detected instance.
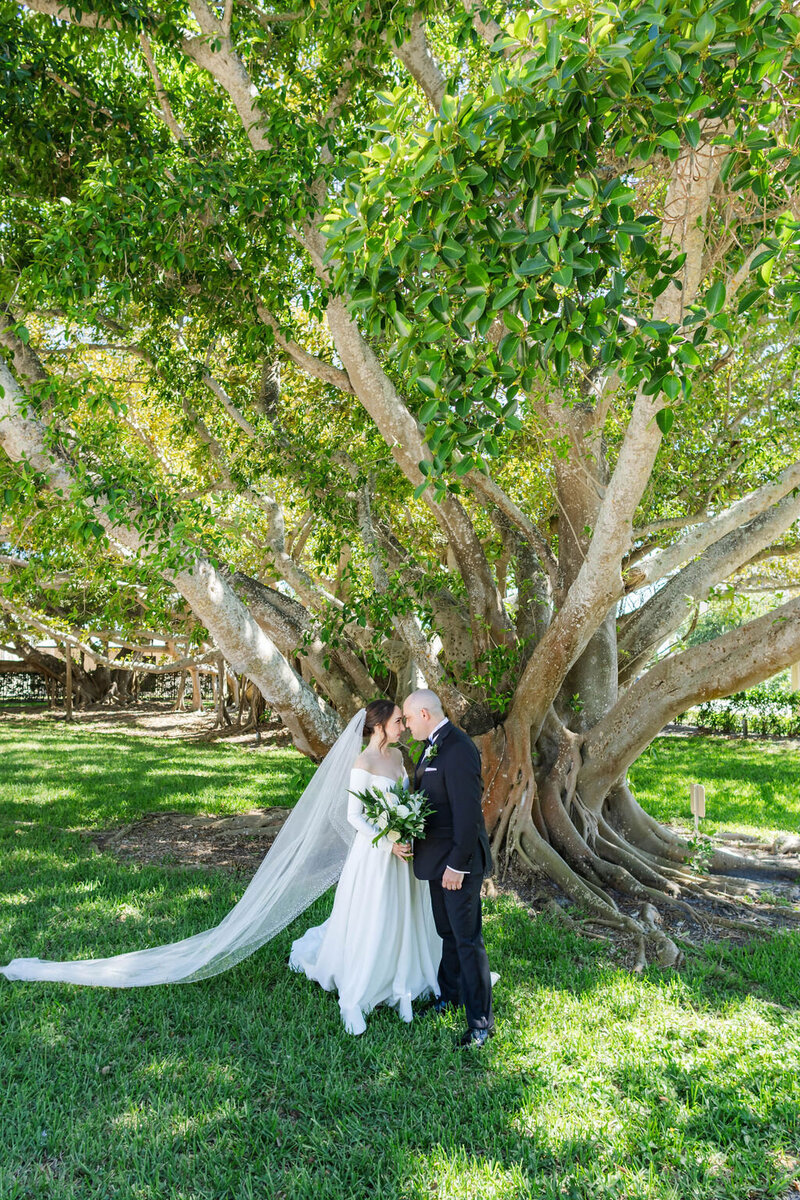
[403,689,494,1048]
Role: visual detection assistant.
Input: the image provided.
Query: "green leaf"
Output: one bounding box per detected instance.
[546,30,560,68]
[392,311,413,338]
[413,289,438,314]
[412,145,439,179]
[658,130,682,151]
[418,399,439,423]
[656,407,674,435]
[465,262,490,288]
[695,12,716,42]
[737,287,764,314]
[498,333,520,362]
[706,280,726,314]
[662,375,681,401]
[416,375,438,398]
[517,254,549,276]
[492,283,521,309]
[512,10,530,40]
[677,343,701,367]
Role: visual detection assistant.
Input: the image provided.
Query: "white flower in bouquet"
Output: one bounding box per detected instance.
[354,781,434,850]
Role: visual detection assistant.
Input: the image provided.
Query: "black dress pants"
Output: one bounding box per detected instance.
[429,869,493,1032]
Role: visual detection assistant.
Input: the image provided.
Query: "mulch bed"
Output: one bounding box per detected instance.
[87,808,292,876]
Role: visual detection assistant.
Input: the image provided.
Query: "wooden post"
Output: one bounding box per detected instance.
[792,661,800,691]
[690,783,706,833]
[64,643,73,722]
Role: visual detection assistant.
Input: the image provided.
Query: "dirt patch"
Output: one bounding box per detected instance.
[87,808,293,875]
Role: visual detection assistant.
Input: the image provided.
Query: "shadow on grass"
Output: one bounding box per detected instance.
[2,879,799,1199]
[2,724,799,1199]
[0,721,306,830]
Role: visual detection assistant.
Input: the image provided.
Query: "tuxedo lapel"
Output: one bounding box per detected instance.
[414,721,453,784]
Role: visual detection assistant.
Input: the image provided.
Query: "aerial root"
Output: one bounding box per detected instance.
[512,811,683,970]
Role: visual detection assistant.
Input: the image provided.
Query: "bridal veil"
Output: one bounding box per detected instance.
[0,708,365,987]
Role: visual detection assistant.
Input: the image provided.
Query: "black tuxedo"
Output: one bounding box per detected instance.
[412,722,494,1033]
[413,722,492,881]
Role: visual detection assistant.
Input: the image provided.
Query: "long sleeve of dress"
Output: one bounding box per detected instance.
[347,768,393,852]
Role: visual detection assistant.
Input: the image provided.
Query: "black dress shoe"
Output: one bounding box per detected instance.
[419,996,459,1015]
[457,1027,495,1049]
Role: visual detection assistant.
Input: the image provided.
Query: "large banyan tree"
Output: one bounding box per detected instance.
[2,0,800,961]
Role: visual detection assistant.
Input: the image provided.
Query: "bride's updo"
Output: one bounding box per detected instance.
[362,699,397,749]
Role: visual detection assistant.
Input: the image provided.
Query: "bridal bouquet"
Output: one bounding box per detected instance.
[354,781,433,847]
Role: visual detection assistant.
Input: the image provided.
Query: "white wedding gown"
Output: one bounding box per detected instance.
[289,768,441,1035]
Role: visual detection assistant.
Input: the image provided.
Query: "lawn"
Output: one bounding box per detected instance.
[1,717,798,1200]
[629,734,800,837]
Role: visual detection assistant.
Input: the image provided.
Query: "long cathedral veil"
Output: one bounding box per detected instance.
[0,708,366,987]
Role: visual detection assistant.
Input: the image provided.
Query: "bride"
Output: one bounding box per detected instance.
[290,699,440,1034]
[0,700,440,1034]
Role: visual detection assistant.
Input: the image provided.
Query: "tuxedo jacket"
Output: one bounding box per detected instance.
[412,721,492,882]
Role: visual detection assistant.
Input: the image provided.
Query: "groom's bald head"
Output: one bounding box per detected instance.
[405,689,444,718]
[402,689,445,740]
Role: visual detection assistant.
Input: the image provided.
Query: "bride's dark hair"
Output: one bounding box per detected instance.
[362,699,397,750]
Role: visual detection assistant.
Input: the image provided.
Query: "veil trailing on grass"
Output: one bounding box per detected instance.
[0,709,366,988]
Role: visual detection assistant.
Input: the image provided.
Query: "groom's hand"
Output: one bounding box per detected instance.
[442,867,464,891]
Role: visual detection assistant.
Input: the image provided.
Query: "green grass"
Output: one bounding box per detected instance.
[629,735,800,837]
[0,717,312,830]
[1,719,799,1200]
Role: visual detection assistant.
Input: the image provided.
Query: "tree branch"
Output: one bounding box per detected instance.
[617,486,800,683]
[508,127,734,735]
[0,357,340,755]
[391,12,446,111]
[139,33,190,145]
[19,0,119,29]
[255,303,354,393]
[355,479,468,718]
[581,595,800,801]
[0,595,218,674]
[631,458,800,591]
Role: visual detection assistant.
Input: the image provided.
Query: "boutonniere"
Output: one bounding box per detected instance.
[423,740,439,762]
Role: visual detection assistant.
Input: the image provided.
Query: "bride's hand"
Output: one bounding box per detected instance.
[392,842,412,860]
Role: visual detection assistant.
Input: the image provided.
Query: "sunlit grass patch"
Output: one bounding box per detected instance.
[0,723,799,1198]
[629,735,800,836]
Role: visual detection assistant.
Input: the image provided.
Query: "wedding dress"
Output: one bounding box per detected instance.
[289,768,441,1035]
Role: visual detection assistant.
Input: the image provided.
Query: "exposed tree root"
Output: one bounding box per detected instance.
[511,806,683,968]
[543,899,614,943]
[489,725,797,972]
[709,847,800,881]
